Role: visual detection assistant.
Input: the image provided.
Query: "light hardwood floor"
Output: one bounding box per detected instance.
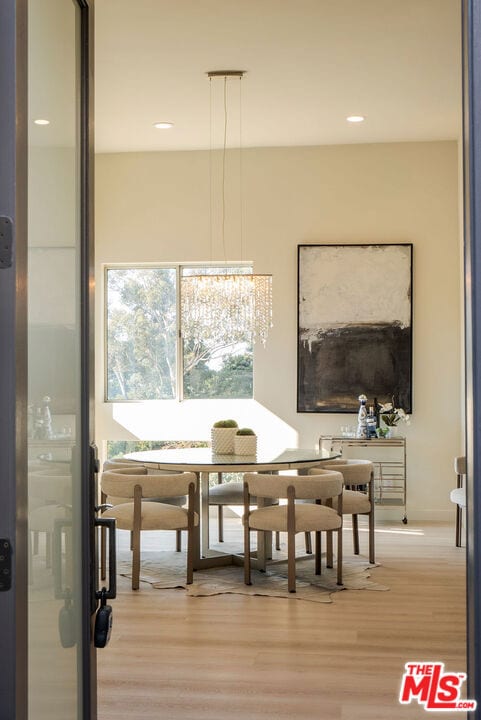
[97,520,466,720]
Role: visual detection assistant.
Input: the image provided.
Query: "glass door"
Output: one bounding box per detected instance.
[27,0,96,718]
[0,0,96,718]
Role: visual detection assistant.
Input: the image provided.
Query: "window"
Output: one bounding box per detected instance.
[105,265,253,401]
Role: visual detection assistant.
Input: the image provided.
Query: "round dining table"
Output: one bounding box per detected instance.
[123,446,340,570]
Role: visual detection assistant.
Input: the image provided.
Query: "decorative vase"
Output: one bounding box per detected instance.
[211,427,237,454]
[384,426,398,438]
[234,435,257,456]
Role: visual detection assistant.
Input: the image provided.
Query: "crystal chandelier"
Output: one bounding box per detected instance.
[182,272,273,346]
[181,71,273,346]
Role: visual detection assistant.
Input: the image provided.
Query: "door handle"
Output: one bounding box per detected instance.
[94,517,116,600]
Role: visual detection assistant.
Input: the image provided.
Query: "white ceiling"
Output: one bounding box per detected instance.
[94,0,462,154]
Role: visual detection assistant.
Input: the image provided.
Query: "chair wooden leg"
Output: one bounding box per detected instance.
[326,530,333,568]
[275,531,281,551]
[186,533,193,585]
[315,531,321,575]
[244,481,252,585]
[131,532,140,591]
[305,531,312,554]
[287,530,296,593]
[352,514,360,555]
[217,473,224,542]
[337,527,343,586]
[244,526,251,586]
[176,529,182,552]
[186,482,195,585]
[130,531,134,551]
[287,487,296,593]
[218,505,224,543]
[368,510,375,564]
[455,505,462,547]
[132,485,142,590]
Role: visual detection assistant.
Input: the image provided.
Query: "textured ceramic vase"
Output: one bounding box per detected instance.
[234,435,257,455]
[211,427,237,454]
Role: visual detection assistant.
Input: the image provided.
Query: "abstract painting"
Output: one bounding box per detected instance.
[297,244,413,413]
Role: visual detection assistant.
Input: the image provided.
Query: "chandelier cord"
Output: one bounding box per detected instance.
[239,75,243,262]
[209,76,213,262]
[222,75,228,262]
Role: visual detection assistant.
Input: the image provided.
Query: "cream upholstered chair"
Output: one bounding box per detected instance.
[101,467,198,590]
[209,475,281,549]
[451,456,466,547]
[102,459,185,552]
[243,470,344,593]
[308,459,375,563]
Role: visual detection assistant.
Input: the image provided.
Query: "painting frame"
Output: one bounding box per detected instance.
[297,243,413,413]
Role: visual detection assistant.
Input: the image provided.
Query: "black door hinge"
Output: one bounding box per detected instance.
[0,217,13,269]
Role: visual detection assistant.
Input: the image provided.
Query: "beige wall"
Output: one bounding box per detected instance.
[95,140,462,520]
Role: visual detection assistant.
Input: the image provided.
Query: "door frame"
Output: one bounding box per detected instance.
[0,1,28,718]
[0,0,96,718]
[79,1,96,717]
[464,0,481,710]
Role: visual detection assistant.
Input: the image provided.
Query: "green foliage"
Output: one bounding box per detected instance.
[213,419,238,428]
[236,427,255,435]
[107,267,253,401]
[107,268,177,400]
[183,351,253,399]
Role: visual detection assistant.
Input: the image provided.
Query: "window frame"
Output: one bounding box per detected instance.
[103,261,253,403]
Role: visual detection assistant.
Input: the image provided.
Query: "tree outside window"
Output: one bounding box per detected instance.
[106,265,253,401]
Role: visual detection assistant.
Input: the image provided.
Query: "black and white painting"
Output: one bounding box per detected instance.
[297,244,412,413]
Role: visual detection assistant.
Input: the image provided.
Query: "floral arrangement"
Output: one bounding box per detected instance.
[380,398,410,427]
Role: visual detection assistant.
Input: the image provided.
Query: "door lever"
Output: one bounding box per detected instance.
[95,503,113,513]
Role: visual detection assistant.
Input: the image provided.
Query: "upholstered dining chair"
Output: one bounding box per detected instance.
[308,459,375,563]
[450,456,466,547]
[208,475,280,546]
[100,467,198,590]
[102,459,185,552]
[243,470,344,593]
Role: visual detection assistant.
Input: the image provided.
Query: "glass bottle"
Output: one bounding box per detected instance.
[356,395,368,439]
[366,406,377,439]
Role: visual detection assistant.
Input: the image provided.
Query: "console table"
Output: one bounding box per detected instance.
[319,435,407,523]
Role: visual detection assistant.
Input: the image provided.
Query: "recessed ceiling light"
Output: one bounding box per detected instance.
[153,121,173,129]
[34,118,50,125]
[346,115,365,123]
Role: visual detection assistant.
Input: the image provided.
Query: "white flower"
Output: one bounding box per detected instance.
[379,402,393,413]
